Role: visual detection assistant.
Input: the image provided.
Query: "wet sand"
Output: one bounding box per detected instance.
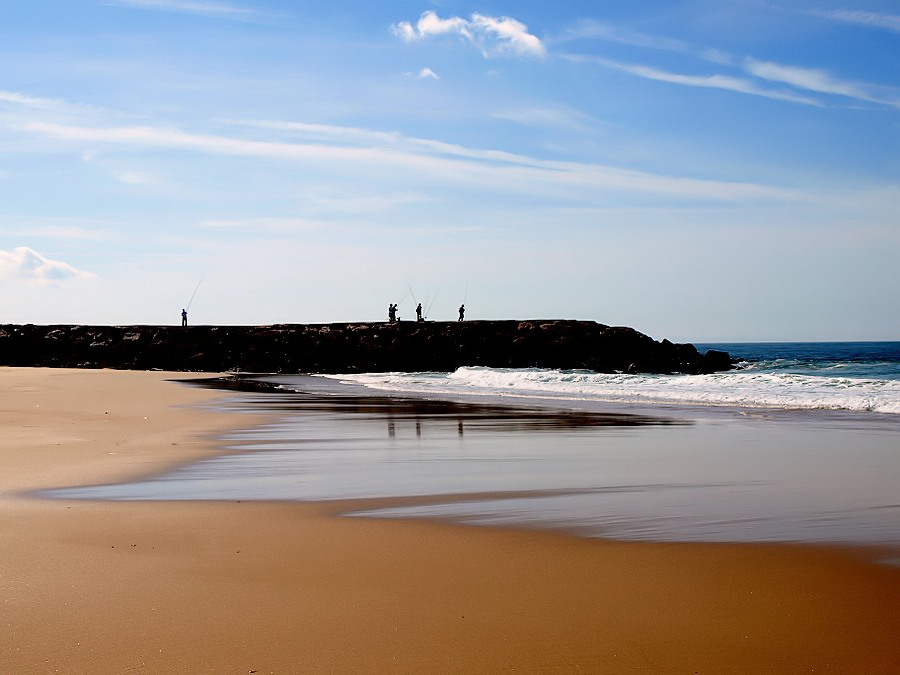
[1,367,898,672]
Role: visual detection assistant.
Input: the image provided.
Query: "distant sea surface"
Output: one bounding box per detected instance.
[44,341,900,552]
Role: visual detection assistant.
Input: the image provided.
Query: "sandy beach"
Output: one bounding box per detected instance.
[1,368,898,673]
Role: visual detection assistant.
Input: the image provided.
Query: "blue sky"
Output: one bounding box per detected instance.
[1,0,898,341]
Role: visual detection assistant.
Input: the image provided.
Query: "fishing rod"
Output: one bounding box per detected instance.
[425,291,439,319]
[407,280,429,320]
[185,271,207,312]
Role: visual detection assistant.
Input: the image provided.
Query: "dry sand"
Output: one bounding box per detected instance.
[1,367,897,673]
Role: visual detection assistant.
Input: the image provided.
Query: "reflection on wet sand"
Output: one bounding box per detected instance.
[43,374,900,550]
[191,374,680,433]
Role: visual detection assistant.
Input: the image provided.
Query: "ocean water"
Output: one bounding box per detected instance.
[321,341,900,415]
[43,342,900,551]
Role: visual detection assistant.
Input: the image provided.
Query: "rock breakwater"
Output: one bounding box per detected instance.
[0,321,732,374]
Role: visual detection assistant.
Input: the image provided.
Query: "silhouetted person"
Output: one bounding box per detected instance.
[181,308,188,327]
[388,303,397,323]
[416,303,423,322]
[458,304,465,321]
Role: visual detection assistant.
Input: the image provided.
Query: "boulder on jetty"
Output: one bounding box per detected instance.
[0,321,733,375]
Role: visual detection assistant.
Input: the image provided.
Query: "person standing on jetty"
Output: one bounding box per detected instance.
[181,308,188,327]
[416,303,423,322]
[388,304,397,323]
[458,304,465,321]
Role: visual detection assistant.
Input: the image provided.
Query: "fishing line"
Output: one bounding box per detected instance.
[425,291,439,318]
[185,270,207,312]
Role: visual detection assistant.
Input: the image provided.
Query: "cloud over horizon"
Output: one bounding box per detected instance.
[0,247,98,285]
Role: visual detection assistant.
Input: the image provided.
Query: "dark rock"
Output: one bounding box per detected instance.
[0,321,734,375]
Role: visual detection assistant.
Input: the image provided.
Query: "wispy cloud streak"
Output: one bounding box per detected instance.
[563,18,899,111]
[808,9,900,33]
[572,56,821,106]
[0,90,68,109]
[566,20,732,65]
[101,0,275,21]
[744,58,900,109]
[491,106,599,132]
[19,120,799,203]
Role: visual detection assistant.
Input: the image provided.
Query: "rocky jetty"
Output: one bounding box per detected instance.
[0,321,732,374]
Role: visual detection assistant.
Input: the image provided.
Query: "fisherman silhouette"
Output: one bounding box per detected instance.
[181,308,188,327]
[388,303,397,323]
[458,304,465,321]
[416,303,423,322]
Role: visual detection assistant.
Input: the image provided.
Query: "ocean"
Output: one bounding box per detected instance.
[322,341,900,415]
[44,341,900,553]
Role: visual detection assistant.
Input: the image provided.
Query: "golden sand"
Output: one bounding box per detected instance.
[1,367,897,672]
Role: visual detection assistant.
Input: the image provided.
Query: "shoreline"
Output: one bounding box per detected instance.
[2,367,898,672]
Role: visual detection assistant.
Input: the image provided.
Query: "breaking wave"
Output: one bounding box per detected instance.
[323,365,900,414]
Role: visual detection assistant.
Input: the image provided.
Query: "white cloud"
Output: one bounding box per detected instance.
[470,14,546,57]
[395,11,470,41]
[0,247,97,285]
[744,58,900,109]
[392,10,546,58]
[808,9,900,33]
[417,68,439,80]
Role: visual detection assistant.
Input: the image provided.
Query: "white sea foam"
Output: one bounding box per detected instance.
[323,367,900,414]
